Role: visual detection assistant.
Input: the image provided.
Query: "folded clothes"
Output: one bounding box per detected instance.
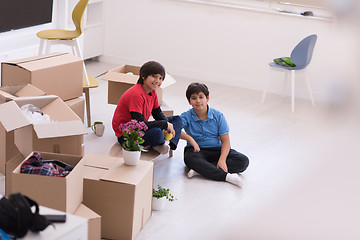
[20,152,74,177]
[273,57,296,67]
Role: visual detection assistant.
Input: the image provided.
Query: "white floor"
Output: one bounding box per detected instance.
[83,60,360,240]
[2,59,360,240]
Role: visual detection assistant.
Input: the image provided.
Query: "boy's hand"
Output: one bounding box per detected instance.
[190,140,200,152]
[166,122,175,136]
[217,160,228,172]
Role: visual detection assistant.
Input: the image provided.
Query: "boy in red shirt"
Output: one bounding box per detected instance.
[112,61,181,154]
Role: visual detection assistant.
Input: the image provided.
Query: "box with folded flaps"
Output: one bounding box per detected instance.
[1,52,83,101]
[74,203,101,240]
[0,95,87,175]
[102,64,176,105]
[65,96,85,123]
[0,84,47,175]
[82,155,154,240]
[0,84,46,104]
[160,101,174,117]
[11,152,84,213]
[0,84,84,122]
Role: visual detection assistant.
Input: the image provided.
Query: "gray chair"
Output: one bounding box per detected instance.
[261,34,317,112]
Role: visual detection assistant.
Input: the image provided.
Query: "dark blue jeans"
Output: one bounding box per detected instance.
[118,116,182,150]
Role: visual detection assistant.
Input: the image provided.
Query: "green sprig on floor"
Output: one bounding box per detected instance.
[153,185,177,202]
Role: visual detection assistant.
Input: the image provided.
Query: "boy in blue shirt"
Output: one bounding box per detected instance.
[180,83,249,187]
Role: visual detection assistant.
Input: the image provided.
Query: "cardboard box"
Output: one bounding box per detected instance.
[0,85,48,174]
[109,142,161,162]
[160,101,174,117]
[0,95,87,162]
[0,84,46,103]
[11,152,84,213]
[0,123,21,175]
[82,155,154,240]
[4,153,24,195]
[0,95,87,174]
[102,64,176,105]
[65,97,85,123]
[74,204,101,240]
[1,53,83,101]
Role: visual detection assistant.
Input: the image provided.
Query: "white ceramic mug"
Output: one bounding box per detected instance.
[91,121,105,137]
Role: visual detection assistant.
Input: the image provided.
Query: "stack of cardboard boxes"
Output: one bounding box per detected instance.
[0,54,174,239]
[0,53,101,239]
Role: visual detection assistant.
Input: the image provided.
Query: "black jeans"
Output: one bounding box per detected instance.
[184,146,249,181]
[118,115,182,150]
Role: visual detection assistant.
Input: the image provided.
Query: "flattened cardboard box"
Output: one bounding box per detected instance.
[11,152,84,214]
[109,142,161,162]
[0,95,87,175]
[82,155,154,240]
[74,203,101,240]
[102,64,176,105]
[1,52,83,101]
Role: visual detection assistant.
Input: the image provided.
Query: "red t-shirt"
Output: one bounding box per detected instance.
[112,83,160,137]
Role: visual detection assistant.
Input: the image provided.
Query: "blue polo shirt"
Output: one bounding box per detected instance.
[180,105,229,148]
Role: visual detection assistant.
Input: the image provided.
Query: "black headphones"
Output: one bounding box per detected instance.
[0,193,53,238]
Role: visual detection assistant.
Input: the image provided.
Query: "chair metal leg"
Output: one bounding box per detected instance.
[291,70,295,112]
[74,39,90,86]
[83,88,91,127]
[304,70,315,106]
[261,66,272,104]
[70,42,77,56]
[38,39,45,55]
[45,41,52,54]
[282,71,289,97]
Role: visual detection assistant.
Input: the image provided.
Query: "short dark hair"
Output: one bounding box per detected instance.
[186,82,209,101]
[137,61,166,84]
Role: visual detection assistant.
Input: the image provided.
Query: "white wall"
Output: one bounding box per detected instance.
[0,0,358,102]
[101,0,359,102]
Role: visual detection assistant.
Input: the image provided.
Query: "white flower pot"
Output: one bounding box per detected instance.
[123,149,141,166]
[152,197,166,211]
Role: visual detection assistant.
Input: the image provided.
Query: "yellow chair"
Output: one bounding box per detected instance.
[36,0,98,127]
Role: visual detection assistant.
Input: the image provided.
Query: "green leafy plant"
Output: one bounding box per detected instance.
[153,185,177,202]
[119,119,148,151]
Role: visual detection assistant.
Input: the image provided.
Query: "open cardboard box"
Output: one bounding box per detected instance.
[82,155,154,240]
[0,95,87,174]
[0,124,21,175]
[160,101,174,117]
[11,152,84,213]
[102,64,176,105]
[74,203,101,240]
[0,84,84,122]
[0,84,46,104]
[65,97,85,123]
[1,53,83,101]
